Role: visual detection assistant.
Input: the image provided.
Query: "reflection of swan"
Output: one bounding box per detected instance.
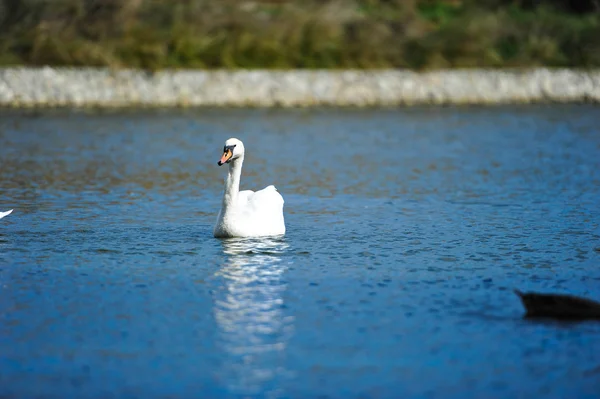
[213,138,286,238]
[0,209,13,219]
[213,237,293,396]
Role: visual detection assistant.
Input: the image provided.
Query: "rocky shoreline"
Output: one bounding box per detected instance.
[1,67,599,108]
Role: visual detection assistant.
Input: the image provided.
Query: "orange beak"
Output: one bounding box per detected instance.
[218,149,233,166]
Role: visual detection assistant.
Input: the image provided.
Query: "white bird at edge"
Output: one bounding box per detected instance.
[213,138,285,238]
[0,209,13,220]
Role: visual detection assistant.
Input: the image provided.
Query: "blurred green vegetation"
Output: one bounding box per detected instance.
[0,0,599,70]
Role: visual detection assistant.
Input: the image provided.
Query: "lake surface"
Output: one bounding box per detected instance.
[1,106,599,399]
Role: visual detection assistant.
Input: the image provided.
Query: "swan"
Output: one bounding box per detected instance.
[213,138,285,238]
[0,209,13,220]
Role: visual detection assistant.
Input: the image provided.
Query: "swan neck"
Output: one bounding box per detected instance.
[222,156,244,208]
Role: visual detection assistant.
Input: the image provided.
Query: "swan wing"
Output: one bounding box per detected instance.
[246,185,284,213]
[237,190,255,208]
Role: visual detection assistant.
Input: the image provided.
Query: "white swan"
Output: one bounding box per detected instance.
[0,209,13,220]
[213,138,285,238]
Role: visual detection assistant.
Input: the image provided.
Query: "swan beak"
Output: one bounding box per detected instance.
[218,148,233,166]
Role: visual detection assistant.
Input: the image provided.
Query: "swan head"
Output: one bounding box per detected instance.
[217,138,245,166]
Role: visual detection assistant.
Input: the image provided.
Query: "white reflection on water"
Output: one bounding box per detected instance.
[213,237,294,397]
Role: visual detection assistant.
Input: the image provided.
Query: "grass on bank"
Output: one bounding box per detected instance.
[0,0,599,70]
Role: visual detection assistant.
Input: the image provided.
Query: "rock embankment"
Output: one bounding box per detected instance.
[1,67,599,107]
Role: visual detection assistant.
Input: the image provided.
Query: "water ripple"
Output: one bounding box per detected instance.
[1,106,600,398]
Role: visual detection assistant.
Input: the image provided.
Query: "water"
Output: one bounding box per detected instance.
[1,106,599,399]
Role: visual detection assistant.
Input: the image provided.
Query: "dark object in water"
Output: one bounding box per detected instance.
[515,290,600,320]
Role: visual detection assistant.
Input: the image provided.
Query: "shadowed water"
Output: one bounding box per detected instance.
[1,106,600,398]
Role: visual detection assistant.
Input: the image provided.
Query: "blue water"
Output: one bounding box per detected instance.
[1,106,599,398]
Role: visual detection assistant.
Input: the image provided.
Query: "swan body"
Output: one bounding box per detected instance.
[213,138,285,238]
[0,209,13,220]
